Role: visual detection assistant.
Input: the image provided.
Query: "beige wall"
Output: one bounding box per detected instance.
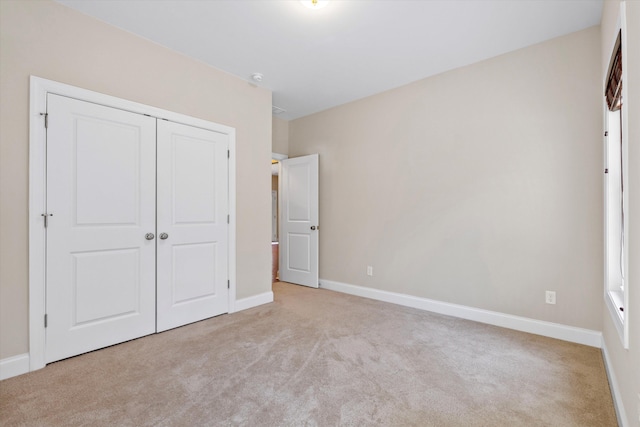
[272,116,289,155]
[290,27,603,330]
[601,1,640,425]
[0,0,272,360]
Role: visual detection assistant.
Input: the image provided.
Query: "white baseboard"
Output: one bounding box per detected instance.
[233,291,274,313]
[319,279,602,348]
[0,353,30,380]
[601,340,629,427]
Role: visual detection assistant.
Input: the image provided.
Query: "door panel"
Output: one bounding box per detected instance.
[74,119,140,225]
[172,137,218,224]
[72,248,140,325]
[156,121,229,332]
[288,234,310,272]
[279,154,319,288]
[172,243,217,303]
[46,94,156,363]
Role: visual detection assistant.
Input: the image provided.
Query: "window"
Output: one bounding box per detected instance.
[604,27,629,348]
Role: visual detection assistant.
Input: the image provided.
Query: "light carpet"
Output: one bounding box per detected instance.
[0,282,617,426]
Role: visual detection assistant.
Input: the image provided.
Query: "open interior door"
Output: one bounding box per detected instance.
[279,154,319,288]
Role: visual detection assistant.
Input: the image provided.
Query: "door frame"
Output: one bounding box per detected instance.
[28,76,237,372]
[271,152,288,243]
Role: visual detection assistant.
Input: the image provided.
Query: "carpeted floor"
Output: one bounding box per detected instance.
[1,282,617,426]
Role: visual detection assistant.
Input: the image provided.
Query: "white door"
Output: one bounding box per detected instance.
[46,94,157,363]
[156,120,229,332]
[279,154,319,288]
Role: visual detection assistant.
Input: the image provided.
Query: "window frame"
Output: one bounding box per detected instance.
[603,3,629,349]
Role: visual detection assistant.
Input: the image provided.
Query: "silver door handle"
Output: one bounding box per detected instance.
[160,233,169,240]
[145,233,155,240]
[310,226,319,231]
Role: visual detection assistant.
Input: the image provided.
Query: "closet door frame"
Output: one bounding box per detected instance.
[28,76,237,372]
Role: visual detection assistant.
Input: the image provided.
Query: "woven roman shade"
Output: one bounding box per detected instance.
[605,30,622,112]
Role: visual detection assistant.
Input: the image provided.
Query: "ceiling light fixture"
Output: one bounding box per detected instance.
[300,0,329,10]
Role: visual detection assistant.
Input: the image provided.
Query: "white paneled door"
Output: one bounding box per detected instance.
[46,95,157,363]
[156,121,229,332]
[279,154,319,288]
[45,94,229,363]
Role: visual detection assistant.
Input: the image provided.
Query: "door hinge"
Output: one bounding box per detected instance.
[227,214,230,224]
[42,213,53,227]
[227,150,230,159]
[44,314,48,328]
[40,113,48,128]
[605,168,609,174]
[604,131,608,137]
[227,280,230,289]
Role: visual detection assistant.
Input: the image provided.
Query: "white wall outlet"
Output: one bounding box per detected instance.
[545,291,556,305]
[367,266,373,276]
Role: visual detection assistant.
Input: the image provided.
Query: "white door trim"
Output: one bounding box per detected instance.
[28,76,237,372]
[272,152,288,162]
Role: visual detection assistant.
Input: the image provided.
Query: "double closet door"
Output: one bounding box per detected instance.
[45,94,229,363]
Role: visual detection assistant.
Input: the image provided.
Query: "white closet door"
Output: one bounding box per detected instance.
[46,94,157,363]
[156,120,229,332]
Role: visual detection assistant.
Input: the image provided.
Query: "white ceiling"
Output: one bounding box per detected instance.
[56,0,603,120]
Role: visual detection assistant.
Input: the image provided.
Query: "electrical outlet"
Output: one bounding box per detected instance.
[367,266,373,276]
[545,291,556,305]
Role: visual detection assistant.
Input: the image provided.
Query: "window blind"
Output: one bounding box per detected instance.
[605,31,622,112]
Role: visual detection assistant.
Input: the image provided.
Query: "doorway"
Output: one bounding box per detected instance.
[271,153,320,288]
[278,154,319,288]
[271,153,288,283]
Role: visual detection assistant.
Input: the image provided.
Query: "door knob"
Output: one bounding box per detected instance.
[160,233,169,240]
[145,233,155,240]
[310,226,318,231]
